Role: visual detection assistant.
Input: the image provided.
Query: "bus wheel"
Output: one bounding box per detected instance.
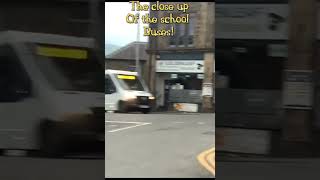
[40,123,66,158]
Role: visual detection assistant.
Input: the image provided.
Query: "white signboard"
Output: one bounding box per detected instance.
[202,83,213,96]
[283,70,314,109]
[197,74,204,79]
[173,103,198,112]
[156,60,204,73]
[170,74,178,79]
[216,4,288,39]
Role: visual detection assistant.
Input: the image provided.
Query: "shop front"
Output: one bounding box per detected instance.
[215,2,290,155]
[155,52,205,112]
[216,39,286,129]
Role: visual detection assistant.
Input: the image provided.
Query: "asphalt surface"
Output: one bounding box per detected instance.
[105,112,215,178]
[217,159,320,180]
[0,153,104,180]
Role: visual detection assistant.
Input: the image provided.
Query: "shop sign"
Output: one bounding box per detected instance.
[283,70,314,109]
[217,3,320,40]
[156,60,204,73]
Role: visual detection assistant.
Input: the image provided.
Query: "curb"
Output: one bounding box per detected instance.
[197,147,215,177]
[216,156,319,163]
[152,112,201,115]
[151,111,214,115]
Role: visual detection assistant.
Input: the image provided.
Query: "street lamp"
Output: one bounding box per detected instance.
[135,15,141,75]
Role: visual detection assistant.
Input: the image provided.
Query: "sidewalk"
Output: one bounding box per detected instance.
[106,111,209,115]
[152,109,215,115]
[151,111,202,115]
[216,152,319,163]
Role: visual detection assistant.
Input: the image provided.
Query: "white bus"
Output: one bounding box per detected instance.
[105,69,155,113]
[0,31,105,156]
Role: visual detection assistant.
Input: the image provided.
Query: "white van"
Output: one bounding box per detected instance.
[105,69,155,113]
[0,31,105,156]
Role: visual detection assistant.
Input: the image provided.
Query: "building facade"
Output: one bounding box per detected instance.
[147,2,215,112]
[215,0,320,156]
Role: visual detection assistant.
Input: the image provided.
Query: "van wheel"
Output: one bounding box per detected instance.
[40,123,66,158]
[142,109,150,114]
[118,101,127,113]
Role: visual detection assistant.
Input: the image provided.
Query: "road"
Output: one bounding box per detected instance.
[217,158,320,180]
[105,113,215,178]
[0,153,104,180]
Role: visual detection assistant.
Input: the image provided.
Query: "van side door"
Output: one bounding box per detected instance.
[0,44,37,149]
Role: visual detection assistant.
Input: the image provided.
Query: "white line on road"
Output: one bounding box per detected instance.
[106,121,152,133]
[107,124,118,127]
[173,121,184,124]
[106,121,147,124]
[107,123,151,133]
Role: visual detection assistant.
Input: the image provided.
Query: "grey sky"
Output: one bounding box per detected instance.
[105,2,149,47]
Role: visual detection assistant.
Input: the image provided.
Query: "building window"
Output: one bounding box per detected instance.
[169,24,177,47]
[177,24,186,47]
[187,16,195,47]
[169,38,176,47]
[168,14,196,48]
[188,36,194,47]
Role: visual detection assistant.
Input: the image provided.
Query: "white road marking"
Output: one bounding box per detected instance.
[106,121,151,133]
[106,120,146,124]
[197,122,205,125]
[173,121,184,124]
[107,124,118,127]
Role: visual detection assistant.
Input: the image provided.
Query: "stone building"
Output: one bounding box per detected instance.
[215,0,320,157]
[146,2,214,111]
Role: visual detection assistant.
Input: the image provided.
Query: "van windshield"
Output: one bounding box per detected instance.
[115,74,145,91]
[31,44,104,92]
